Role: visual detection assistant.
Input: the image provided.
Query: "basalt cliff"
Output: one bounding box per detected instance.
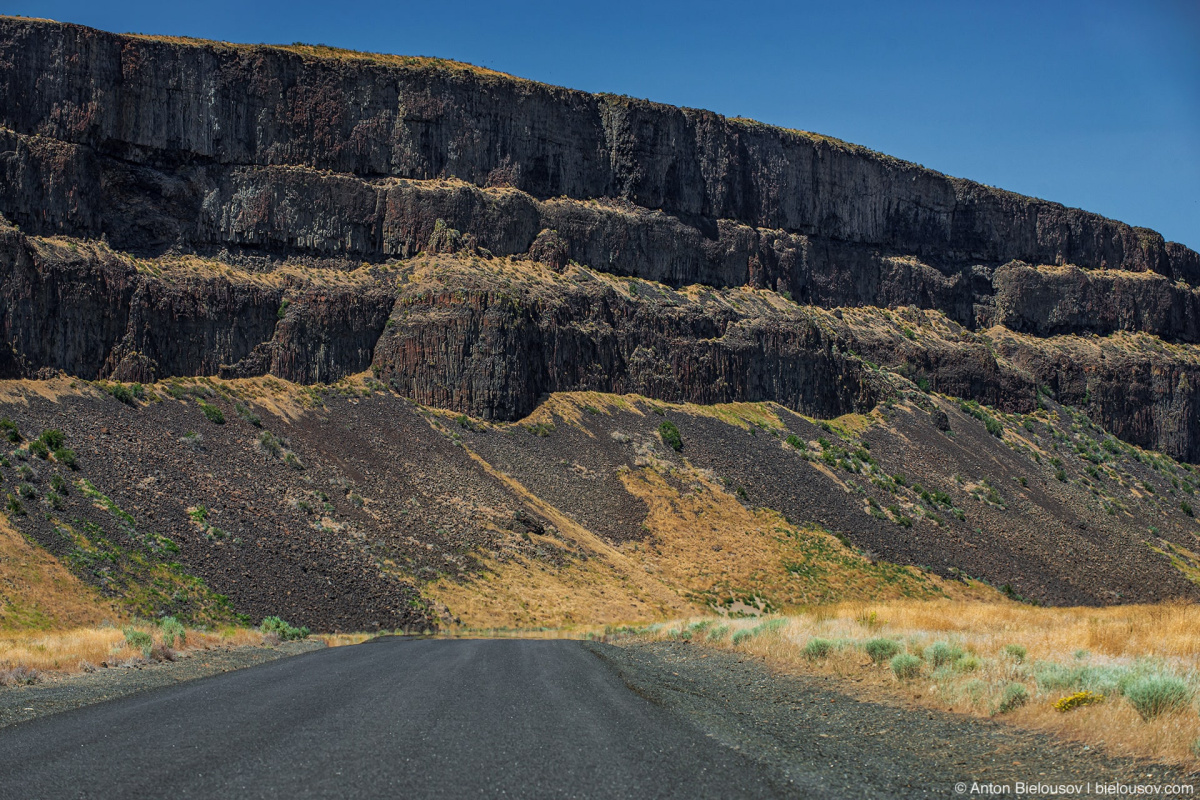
[1,18,1199,630]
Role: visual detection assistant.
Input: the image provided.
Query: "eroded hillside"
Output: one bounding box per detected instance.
[0,362,1197,631]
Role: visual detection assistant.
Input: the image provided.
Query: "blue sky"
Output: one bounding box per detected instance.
[7,0,1199,249]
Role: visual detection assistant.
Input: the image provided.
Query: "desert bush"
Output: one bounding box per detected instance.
[17,482,37,498]
[37,430,65,450]
[891,653,922,680]
[260,616,310,641]
[50,474,67,493]
[803,637,833,660]
[925,641,964,668]
[954,655,981,673]
[28,439,49,458]
[198,401,225,425]
[864,638,901,663]
[1003,644,1027,662]
[785,434,805,450]
[997,683,1029,714]
[730,628,754,645]
[658,420,683,452]
[1124,675,1193,721]
[122,627,153,657]
[6,494,25,515]
[159,616,186,648]
[235,403,262,427]
[0,666,41,686]
[107,383,143,405]
[0,418,20,443]
[258,430,283,457]
[148,644,176,662]
[53,448,77,469]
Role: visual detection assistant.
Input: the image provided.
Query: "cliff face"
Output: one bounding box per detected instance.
[1,17,1198,461]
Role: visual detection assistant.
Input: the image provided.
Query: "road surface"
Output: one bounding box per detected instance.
[0,638,783,799]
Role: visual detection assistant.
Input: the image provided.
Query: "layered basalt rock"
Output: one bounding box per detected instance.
[0,17,1198,461]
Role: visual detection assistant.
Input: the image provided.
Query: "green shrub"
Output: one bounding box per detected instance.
[123,627,153,657]
[984,417,1003,438]
[258,430,283,457]
[1124,676,1193,721]
[0,418,20,443]
[864,638,901,663]
[198,401,225,425]
[707,624,730,641]
[38,430,65,450]
[925,641,965,668]
[6,494,25,516]
[53,448,77,469]
[1003,644,1027,662]
[17,482,36,498]
[955,655,981,673]
[1055,469,1067,482]
[235,403,262,427]
[997,683,1029,714]
[785,434,805,450]
[159,616,186,648]
[28,439,48,459]
[260,616,310,641]
[803,637,833,660]
[1182,501,1194,517]
[107,383,141,405]
[277,298,290,319]
[891,653,922,680]
[730,628,754,645]
[658,420,682,452]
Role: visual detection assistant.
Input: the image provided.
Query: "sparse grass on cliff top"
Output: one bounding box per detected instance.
[608,601,1200,770]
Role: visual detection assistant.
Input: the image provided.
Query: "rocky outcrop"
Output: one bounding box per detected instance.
[0,17,1198,461]
[0,18,1196,285]
[373,277,874,420]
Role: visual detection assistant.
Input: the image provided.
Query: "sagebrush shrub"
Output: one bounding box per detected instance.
[997,683,1029,714]
[159,616,186,648]
[803,638,833,660]
[891,653,922,680]
[864,638,901,663]
[1124,676,1192,721]
[925,641,964,668]
[260,616,310,641]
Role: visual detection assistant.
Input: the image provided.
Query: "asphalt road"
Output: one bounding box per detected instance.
[0,638,784,799]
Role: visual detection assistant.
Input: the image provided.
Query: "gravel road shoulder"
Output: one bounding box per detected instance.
[0,640,325,729]
[590,641,1193,797]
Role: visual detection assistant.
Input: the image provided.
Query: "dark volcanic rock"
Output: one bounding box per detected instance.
[0,16,1197,461]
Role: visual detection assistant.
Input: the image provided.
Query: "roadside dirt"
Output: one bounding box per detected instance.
[0,639,323,729]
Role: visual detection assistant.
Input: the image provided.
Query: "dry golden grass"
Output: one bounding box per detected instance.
[426,422,986,627]
[617,465,963,609]
[0,623,269,675]
[426,443,693,628]
[618,600,1200,770]
[0,515,121,630]
[320,633,375,648]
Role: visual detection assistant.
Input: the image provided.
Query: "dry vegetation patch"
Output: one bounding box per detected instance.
[610,601,1200,769]
[0,622,271,682]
